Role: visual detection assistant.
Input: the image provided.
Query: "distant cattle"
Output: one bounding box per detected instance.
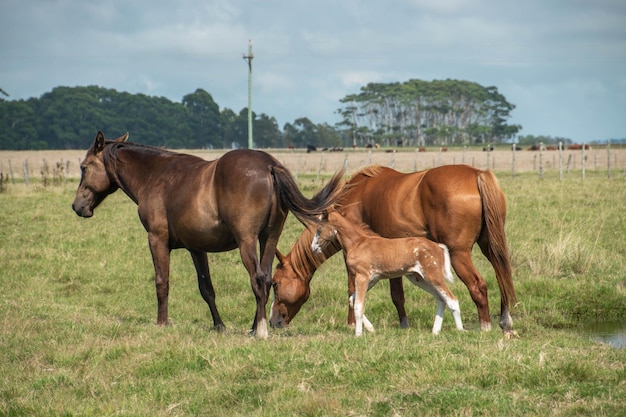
[483,146,494,152]
[568,144,590,150]
[440,147,448,152]
[306,144,317,153]
[528,144,541,151]
[418,147,426,152]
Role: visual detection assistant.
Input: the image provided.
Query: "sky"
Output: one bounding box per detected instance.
[1,0,625,142]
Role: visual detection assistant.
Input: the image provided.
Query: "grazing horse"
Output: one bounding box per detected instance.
[311,211,464,336]
[71,131,344,338]
[271,165,518,337]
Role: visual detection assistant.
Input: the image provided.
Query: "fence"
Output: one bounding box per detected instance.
[1,144,624,189]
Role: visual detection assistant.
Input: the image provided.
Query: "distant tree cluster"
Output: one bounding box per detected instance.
[0,81,523,150]
[337,79,521,147]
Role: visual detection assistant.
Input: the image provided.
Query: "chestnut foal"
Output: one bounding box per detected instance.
[311,211,464,336]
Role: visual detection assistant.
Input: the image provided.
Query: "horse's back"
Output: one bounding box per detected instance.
[341,165,485,248]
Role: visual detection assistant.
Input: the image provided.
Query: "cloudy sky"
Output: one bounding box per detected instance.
[1,0,625,142]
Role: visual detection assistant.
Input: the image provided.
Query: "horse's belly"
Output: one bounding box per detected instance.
[172,222,237,252]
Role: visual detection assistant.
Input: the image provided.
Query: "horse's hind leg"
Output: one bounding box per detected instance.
[407,275,463,334]
[449,249,491,331]
[407,276,446,334]
[189,250,225,331]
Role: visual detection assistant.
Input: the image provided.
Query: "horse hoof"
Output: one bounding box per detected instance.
[399,317,410,329]
[213,324,226,333]
[504,330,520,340]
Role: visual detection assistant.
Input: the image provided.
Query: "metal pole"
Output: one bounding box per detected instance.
[242,40,254,149]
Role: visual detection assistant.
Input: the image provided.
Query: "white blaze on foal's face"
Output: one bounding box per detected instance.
[311,223,335,254]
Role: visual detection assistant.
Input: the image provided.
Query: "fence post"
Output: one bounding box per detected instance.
[581,142,586,180]
[9,160,15,185]
[607,139,611,179]
[511,143,516,179]
[295,155,301,179]
[539,142,544,179]
[316,153,324,183]
[23,160,30,185]
[558,141,563,181]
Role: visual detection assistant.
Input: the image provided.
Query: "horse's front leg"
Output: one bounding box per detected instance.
[345,251,357,326]
[353,274,370,337]
[148,233,171,325]
[189,250,225,331]
[239,239,269,339]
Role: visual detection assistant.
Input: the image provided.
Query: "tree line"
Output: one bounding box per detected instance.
[0,86,346,150]
[0,80,522,150]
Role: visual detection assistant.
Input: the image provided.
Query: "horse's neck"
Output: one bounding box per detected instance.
[329,213,367,252]
[104,145,170,204]
[290,227,341,283]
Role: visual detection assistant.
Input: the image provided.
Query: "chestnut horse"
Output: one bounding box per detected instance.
[271,165,517,336]
[71,131,344,338]
[311,211,464,336]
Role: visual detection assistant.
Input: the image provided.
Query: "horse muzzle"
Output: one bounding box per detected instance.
[72,202,93,218]
[269,301,288,329]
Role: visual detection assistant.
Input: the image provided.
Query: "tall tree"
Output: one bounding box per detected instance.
[182,89,223,148]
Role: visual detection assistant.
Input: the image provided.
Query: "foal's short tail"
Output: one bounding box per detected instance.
[270,165,345,225]
[438,243,454,284]
[476,170,518,308]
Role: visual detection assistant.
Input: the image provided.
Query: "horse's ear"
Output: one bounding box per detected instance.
[114,132,129,143]
[93,131,106,154]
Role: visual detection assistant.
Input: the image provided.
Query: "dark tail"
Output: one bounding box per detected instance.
[270,165,345,225]
[477,170,518,309]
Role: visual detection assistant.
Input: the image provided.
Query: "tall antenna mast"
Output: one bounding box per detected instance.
[242,39,254,149]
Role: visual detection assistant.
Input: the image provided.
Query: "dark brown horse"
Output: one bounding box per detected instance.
[270,165,518,336]
[72,131,344,338]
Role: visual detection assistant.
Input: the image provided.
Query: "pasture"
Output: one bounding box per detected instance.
[1,150,625,416]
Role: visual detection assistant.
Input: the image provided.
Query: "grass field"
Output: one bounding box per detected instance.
[1,165,625,416]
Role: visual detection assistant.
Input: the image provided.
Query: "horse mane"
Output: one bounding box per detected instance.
[103,141,177,163]
[289,226,342,280]
[330,211,379,237]
[356,165,385,178]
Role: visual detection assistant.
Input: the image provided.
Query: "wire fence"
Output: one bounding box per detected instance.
[1,143,624,190]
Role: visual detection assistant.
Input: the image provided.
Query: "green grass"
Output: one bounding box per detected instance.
[1,172,625,416]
